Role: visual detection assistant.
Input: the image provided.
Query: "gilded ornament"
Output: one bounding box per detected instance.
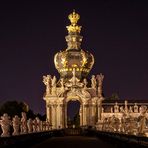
[81,50,87,67]
[66,10,82,33]
[54,53,60,69]
[68,10,80,25]
[61,52,67,68]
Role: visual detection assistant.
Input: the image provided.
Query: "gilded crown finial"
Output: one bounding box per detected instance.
[68,10,80,25]
[66,10,82,33]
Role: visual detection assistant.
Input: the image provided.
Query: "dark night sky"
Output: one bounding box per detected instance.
[0,0,148,114]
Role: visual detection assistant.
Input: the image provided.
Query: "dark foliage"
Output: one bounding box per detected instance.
[0,101,46,120]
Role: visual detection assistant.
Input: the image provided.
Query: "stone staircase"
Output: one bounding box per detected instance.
[64,128,82,136]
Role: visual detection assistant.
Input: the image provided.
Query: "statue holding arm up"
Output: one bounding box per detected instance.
[51,76,57,95]
[91,75,96,89]
[96,73,104,98]
[43,75,51,95]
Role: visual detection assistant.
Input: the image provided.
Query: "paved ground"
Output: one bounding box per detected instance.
[32,136,115,148]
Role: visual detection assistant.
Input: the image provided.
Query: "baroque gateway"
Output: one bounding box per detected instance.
[42,11,148,134]
[43,11,104,129]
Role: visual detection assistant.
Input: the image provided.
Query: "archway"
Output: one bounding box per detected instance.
[67,100,80,128]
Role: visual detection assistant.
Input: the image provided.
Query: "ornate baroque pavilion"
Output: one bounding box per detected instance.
[43,11,104,129]
[43,11,148,129]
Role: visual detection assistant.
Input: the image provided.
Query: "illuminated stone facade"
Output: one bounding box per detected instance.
[43,11,104,129]
[43,11,148,135]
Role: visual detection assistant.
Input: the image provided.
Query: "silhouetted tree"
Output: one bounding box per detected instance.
[27,109,36,119]
[0,101,46,121]
[35,113,46,121]
[0,101,33,118]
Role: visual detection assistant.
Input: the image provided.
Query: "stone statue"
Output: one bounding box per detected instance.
[129,106,133,113]
[12,115,20,136]
[91,75,96,89]
[60,78,64,88]
[42,121,46,131]
[109,115,120,132]
[67,36,80,49]
[51,76,57,87]
[134,103,138,113]
[51,76,57,95]
[139,105,147,115]
[124,100,128,113]
[138,116,146,135]
[71,68,80,85]
[43,75,51,95]
[120,106,124,113]
[45,121,50,131]
[67,68,83,88]
[33,118,37,132]
[111,107,113,113]
[120,114,133,134]
[81,89,90,98]
[114,102,119,113]
[36,117,41,132]
[0,113,11,137]
[127,117,137,134]
[102,107,104,113]
[96,73,104,97]
[27,118,33,133]
[83,78,88,88]
[120,114,126,133]
[102,118,108,131]
[138,106,147,135]
[60,78,65,96]
[20,112,27,134]
[40,121,43,131]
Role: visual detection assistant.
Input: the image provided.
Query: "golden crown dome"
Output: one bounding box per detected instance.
[54,49,94,79]
[54,11,94,80]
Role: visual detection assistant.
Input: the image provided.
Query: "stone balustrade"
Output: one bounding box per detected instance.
[0,112,52,137]
[96,101,148,137]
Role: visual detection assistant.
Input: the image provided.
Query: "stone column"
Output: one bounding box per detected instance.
[92,103,95,125]
[97,97,104,121]
[46,104,51,126]
[57,104,61,129]
[59,104,64,128]
[82,103,87,126]
[49,106,52,125]
[88,103,91,125]
[85,105,89,125]
[55,104,57,129]
[85,104,88,125]
[89,103,93,125]
[84,104,87,125]
[79,105,82,126]
[51,105,55,129]
[46,105,50,122]
[57,105,59,128]
[124,100,128,114]
[82,104,84,125]
[64,104,67,128]
[97,102,102,121]
[59,104,63,128]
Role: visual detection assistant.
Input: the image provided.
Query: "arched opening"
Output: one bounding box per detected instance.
[67,100,80,128]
